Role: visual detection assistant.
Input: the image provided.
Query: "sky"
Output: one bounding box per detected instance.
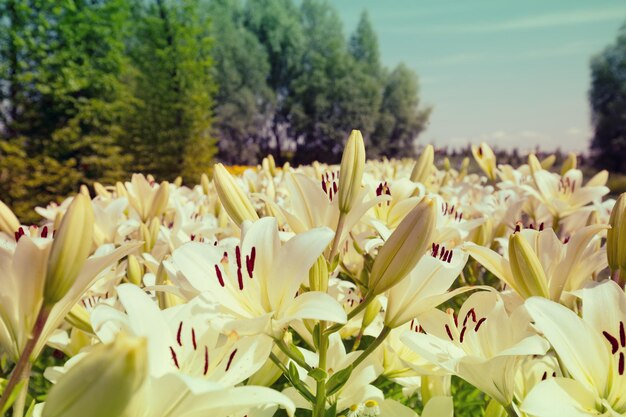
[333,0,626,152]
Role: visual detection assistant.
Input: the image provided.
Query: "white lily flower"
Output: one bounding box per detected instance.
[523,168,609,219]
[0,227,138,360]
[385,247,469,328]
[87,284,295,417]
[172,217,346,337]
[465,224,608,302]
[281,172,384,252]
[522,280,626,416]
[402,291,549,406]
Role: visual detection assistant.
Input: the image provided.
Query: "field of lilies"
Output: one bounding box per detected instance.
[0,130,623,417]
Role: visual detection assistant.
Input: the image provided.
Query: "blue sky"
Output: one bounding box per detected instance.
[333,1,626,152]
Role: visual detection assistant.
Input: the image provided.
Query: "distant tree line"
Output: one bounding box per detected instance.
[0,0,429,220]
[589,22,626,173]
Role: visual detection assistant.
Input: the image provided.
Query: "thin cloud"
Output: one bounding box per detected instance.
[388,6,626,35]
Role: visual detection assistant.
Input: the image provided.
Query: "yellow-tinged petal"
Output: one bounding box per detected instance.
[508,233,549,299]
[369,197,437,295]
[42,334,147,417]
[0,199,20,236]
[338,130,366,213]
[213,163,259,227]
[43,194,94,305]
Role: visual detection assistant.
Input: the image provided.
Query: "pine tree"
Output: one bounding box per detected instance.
[125,0,217,181]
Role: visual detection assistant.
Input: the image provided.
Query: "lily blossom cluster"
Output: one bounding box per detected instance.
[0,135,622,417]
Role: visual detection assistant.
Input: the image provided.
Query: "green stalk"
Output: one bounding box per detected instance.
[504,403,520,417]
[313,323,328,417]
[328,212,346,263]
[352,325,391,368]
[0,306,50,413]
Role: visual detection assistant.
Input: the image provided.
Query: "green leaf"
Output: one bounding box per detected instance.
[324,402,337,417]
[307,367,327,382]
[326,365,353,396]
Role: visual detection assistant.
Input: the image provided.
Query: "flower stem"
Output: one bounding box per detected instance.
[0,306,49,413]
[504,403,520,417]
[274,337,311,372]
[328,212,346,263]
[313,323,328,417]
[11,364,30,417]
[324,293,374,335]
[352,325,391,368]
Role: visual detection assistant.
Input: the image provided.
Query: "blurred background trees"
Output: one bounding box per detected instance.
[589,23,626,174]
[0,0,429,220]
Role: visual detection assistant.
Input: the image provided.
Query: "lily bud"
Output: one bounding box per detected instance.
[262,154,277,176]
[126,254,143,286]
[309,255,329,293]
[149,217,161,246]
[174,176,182,187]
[115,181,128,198]
[42,334,147,417]
[608,193,626,275]
[201,173,211,195]
[561,152,577,174]
[471,143,497,181]
[213,163,259,227]
[508,232,549,299]
[443,157,451,171]
[410,144,434,184]
[369,197,437,295]
[458,157,470,180]
[540,154,556,170]
[79,184,90,197]
[140,223,152,253]
[469,218,494,247]
[147,181,169,220]
[361,296,382,330]
[528,154,542,177]
[44,194,94,305]
[0,199,20,236]
[338,130,366,214]
[93,182,111,199]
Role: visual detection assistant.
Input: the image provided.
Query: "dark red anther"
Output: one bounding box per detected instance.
[332,182,338,194]
[169,346,180,369]
[237,268,244,290]
[514,223,521,233]
[321,180,328,194]
[474,317,487,331]
[204,346,209,375]
[236,246,242,268]
[541,371,547,381]
[620,352,625,376]
[620,322,625,347]
[445,324,454,341]
[176,322,183,346]
[539,222,544,231]
[226,349,237,371]
[605,331,619,354]
[459,326,467,343]
[446,250,453,263]
[214,265,225,287]
[463,308,476,326]
[41,226,48,238]
[191,328,197,350]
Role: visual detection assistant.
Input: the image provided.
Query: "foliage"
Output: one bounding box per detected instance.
[589,22,626,173]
